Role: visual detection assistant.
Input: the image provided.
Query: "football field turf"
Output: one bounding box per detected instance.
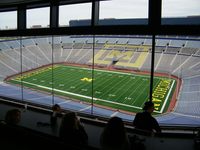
[8,65,176,114]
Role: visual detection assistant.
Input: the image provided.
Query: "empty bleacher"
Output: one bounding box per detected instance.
[0,35,200,123]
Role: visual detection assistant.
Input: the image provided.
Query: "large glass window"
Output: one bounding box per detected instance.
[0,37,22,101]
[154,35,200,125]
[162,0,200,25]
[21,36,54,106]
[93,35,151,120]
[99,0,148,25]
[1,34,200,125]
[27,7,50,28]
[59,3,92,27]
[0,1,200,126]
[0,11,17,30]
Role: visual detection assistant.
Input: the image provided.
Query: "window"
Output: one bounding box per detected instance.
[162,0,200,25]
[27,7,50,28]
[0,1,199,126]
[59,3,92,27]
[0,11,17,30]
[0,37,22,100]
[99,0,148,25]
[154,36,200,124]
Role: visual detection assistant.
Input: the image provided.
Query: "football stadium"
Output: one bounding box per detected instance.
[0,0,200,149]
[0,35,199,124]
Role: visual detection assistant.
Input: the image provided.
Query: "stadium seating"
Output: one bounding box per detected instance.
[0,36,200,124]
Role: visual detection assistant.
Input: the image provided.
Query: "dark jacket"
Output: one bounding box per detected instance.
[59,124,88,146]
[133,111,161,133]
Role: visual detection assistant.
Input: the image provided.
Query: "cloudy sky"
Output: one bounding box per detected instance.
[0,0,200,29]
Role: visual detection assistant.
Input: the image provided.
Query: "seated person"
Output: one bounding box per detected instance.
[59,111,88,146]
[36,104,62,127]
[133,101,161,133]
[4,109,21,125]
[100,117,130,150]
[50,104,61,127]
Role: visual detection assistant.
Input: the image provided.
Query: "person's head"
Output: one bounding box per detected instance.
[106,117,125,132]
[52,104,61,112]
[102,117,126,145]
[143,101,154,113]
[60,112,78,130]
[5,109,21,125]
[100,117,127,149]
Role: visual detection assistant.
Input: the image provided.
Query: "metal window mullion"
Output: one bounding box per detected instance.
[20,37,24,102]
[148,0,162,29]
[91,1,99,115]
[50,1,59,28]
[17,5,26,30]
[149,34,156,102]
[51,36,55,105]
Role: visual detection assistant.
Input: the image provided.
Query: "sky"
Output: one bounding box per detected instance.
[0,0,200,29]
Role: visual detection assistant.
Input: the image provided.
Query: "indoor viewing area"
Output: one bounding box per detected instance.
[0,0,200,150]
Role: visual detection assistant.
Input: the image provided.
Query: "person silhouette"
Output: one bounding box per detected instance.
[59,112,88,146]
[133,101,161,133]
[5,109,21,125]
[100,117,130,150]
[50,104,61,127]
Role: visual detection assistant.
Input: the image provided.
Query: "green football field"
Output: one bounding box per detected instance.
[8,64,176,114]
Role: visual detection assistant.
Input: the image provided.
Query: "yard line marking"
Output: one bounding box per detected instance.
[111,76,133,96]
[129,80,146,105]
[12,80,145,111]
[118,77,141,104]
[139,78,161,107]
[131,81,149,105]
[63,65,165,79]
[159,80,175,113]
[99,75,127,98]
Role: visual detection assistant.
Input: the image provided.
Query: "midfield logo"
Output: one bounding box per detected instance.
[80,77,93,82]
